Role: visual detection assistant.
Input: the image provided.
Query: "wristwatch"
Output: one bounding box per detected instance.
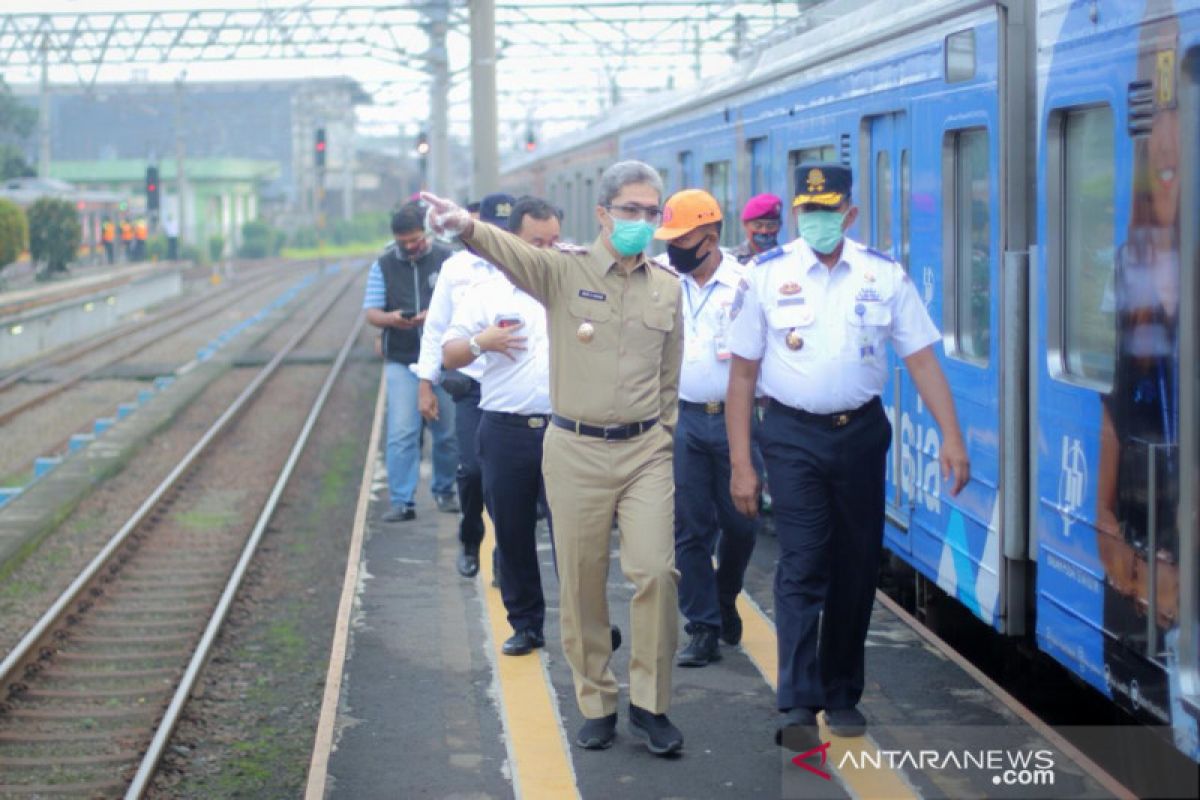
[468,336,482,358]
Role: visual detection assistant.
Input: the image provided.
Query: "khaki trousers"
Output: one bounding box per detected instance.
[542,424,679,718]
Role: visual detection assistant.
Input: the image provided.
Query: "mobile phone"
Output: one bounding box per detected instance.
[496,314,522,328]
[401,310,417,320]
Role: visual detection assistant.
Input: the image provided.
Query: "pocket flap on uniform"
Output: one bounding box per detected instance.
[643,305,674,332]
[767,305,815,329]
[846,304,892,326]
[568,295,612,322]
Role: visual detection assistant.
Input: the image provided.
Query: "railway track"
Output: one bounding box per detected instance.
[0,265,366,798]
[0,263,303,423]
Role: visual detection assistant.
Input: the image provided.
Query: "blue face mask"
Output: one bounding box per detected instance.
[796,210,847,254]
[609,217,656,256]
[751,232,778,252]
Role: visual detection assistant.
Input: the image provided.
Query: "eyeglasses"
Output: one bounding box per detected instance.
[606,203,662,223]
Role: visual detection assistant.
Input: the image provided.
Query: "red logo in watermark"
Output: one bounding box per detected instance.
[791,741,833,780]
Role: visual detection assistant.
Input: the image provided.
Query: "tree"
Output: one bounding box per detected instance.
[27,197,81,276]
[0,198,27,278]
[0,78,37,180]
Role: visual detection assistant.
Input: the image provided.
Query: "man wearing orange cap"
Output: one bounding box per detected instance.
[653,189,760,668]
[730,193,783,265]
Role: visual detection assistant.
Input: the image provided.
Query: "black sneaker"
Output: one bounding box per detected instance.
[628,705,683,756]
[719,601,743,645]
[382,506,415,523]
[576,713,617,750]
[775,708,820,751]
[435,493,460,514]
[676,625,721,667]
[501,629,545,656]
[825,706,867,737]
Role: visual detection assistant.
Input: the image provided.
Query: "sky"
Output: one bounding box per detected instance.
[0,1,807,151]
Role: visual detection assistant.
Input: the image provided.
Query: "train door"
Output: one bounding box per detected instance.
[866,112,915,545]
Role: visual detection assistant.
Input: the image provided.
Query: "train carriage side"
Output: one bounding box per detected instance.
[1033,0,1200,756]
[621,2,1022,636]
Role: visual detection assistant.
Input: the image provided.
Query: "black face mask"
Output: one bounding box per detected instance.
[667,238,708,274]
[751,232,778,251]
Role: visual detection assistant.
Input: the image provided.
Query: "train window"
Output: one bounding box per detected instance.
[1049,105,1116,386]
[657,167,670,193]
[679,151,695,188]
[874,150,893,254]
[946,29,976,83]
[788,145,837,202]
[900,148,911,270]
[704,160,736,247]
[748,137,769,196]
[943,128,990,364]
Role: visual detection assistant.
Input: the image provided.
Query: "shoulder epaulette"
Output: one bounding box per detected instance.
[651,258,679,277]
[553,242,589,255]
[753,246,785,265]
[860,242,899,264]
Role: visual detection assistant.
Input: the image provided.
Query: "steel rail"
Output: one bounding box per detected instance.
[0,266,299,422]
[126,311,366,798]
[0,265,359,692]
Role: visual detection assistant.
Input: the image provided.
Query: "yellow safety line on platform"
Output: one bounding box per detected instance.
[736,591,917,799]
[304,368,386,800]
[479,520,580,800]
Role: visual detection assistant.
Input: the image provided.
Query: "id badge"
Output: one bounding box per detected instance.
[714,335,731,362]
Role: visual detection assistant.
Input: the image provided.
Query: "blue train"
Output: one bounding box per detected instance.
[501,0,1199,759]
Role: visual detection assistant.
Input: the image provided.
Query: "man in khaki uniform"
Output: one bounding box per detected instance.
[423,161,685,756]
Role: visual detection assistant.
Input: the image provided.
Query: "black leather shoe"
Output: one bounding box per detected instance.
[457,550,480,578]
[381,506,415,523]
[825,706,867,737]
[576,713,617,750]
[775,708,820,751]
[502,629,545,656]
[676,626,721,667]
[628,705,683,756]
[611,625,622,652]
[719,601,743,645]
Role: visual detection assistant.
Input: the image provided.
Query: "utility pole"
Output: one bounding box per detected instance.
[427,0,450,193]
[470,0,498,197]
[174,72,188,247]
[38,36,50,180]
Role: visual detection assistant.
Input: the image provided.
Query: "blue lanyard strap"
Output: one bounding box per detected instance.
[684,280,718,324]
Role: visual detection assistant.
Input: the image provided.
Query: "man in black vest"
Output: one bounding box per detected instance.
[363,202,460,521]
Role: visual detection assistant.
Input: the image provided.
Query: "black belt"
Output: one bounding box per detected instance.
[768,396,881,428]
[680,400,724,415]
[551,415,658,440]
[482,410,550,429]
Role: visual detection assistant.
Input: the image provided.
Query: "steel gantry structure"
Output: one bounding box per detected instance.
[0,1,820,197]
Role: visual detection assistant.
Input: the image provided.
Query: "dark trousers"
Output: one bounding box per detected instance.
[478,412,551,634]
[674,404,760,631]
[760,397,890,712]
[454,381,485,552]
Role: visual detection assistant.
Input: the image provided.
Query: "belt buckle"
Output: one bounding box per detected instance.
[528,416,545,429]
[704,401,722,415]
[832,413,851,428]
[602,425,622,441]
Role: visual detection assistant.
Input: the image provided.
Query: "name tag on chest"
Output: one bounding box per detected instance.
[578,289,607,302]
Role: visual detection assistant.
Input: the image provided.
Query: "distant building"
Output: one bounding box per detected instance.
[10,78,373,233]
[49,159,278,256]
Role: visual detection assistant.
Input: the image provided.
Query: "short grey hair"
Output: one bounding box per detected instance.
[596,160,663,208]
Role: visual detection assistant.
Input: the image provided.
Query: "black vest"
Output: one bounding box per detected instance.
[379,241,451,365]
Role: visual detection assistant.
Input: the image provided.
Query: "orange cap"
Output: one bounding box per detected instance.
[653,189,723,240]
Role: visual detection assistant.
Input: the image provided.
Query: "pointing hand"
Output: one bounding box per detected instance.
[420,192,472,238]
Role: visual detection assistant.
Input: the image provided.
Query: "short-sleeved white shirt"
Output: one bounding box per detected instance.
[727,237,939,414]
[416,249,495,382]
[443,274,551,416]
[672,253,746,404]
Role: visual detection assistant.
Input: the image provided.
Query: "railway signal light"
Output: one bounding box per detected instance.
[525,128,536,152]
[145,166,160,211]
[415,131,430,156]
[315,128,327,168]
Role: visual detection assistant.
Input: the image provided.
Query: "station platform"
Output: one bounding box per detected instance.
[305,392,1126,799]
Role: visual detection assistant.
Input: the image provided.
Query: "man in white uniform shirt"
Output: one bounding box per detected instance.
[652,189,761,668]
[417,193,515,577]
[442,197,560,656]
[726,163,970,749]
